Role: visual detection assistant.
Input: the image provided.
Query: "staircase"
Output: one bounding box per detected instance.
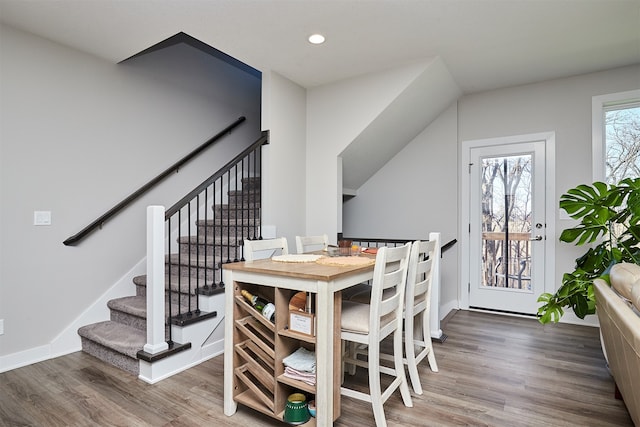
[78,176,261,379]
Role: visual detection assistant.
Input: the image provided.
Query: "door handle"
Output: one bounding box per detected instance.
[529,235,543,241]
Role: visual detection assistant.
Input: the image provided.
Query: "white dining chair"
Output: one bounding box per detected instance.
[243,237,289,261]
[295,234,329,254]
[403,238,439,394]
[347,237,440,395]
[340,243,413,427]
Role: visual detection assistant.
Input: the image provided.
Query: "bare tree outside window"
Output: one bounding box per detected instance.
[481,155,533,290]
[606,105,640,184]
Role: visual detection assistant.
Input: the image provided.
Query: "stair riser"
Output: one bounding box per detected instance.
[241,177,261,191]
[177,243,242,258]
[164,265,221,282]
[110,310,171,337]
[195,224,260,239]
[228,191,261,205]
[213,206,261,219]
[80,338,139,375]
[136,285,205,308]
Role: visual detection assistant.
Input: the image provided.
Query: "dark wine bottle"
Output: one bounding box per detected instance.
[241,289,275,322]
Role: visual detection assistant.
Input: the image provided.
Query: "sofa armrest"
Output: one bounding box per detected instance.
[595,279,640,426]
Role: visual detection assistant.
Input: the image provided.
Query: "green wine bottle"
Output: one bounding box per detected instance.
[241,289,275,322]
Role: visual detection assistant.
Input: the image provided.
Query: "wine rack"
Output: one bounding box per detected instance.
[231,282,339,426]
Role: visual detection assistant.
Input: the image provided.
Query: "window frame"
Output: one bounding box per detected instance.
[592,89,640,182]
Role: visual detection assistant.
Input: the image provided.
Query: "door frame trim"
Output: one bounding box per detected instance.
[459,132,556,311]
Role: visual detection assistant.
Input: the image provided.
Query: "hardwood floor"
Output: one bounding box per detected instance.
[0,310,632,427]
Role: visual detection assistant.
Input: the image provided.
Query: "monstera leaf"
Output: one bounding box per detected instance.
[559,181,620,220]
[559,212,611,245]
[538,177,640,324]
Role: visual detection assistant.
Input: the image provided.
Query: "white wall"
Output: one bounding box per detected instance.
[342,103,460,315]
[260,71,307,244]
[306,61,436,242]
[0,24,261,364]
[458,64,640,324]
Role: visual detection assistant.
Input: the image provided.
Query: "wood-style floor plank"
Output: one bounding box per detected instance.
[0,310,633,426]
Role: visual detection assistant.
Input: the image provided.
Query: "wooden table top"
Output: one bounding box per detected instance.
[223,255,376,281]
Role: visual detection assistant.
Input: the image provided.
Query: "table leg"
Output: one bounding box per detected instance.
[315,282,333,426]
[223,271,237,416]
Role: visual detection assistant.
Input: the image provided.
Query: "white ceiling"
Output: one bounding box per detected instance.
[1,0,639,92]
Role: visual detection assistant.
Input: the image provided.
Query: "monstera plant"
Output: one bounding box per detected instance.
[537,177,640,324]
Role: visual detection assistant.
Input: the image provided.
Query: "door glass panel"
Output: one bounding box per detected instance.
[480,154,532,292]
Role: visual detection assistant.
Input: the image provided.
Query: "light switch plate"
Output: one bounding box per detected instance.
[34,211,52,226]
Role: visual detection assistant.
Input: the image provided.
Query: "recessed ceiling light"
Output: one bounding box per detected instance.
[308,34,325,45]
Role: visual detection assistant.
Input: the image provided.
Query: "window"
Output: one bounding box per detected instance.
[605,104,640,183]
[593,90,640,182]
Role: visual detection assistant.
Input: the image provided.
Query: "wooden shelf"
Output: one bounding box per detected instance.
[234,365,274,412]
[234,341,275,389]
[278,328,316,344]
[232,284,329,423]
[277,373,315,394]
[277,409,317,426]
[234,295,275,332]
[234,388,274,418]
[234,316,275,359]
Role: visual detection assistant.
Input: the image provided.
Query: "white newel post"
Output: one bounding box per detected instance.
[144,206,169,354]
[429,232,444,340]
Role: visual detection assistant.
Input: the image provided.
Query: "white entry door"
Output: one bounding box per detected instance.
[468,140,546,315]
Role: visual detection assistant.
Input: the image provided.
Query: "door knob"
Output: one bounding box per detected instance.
[529,235,543,241]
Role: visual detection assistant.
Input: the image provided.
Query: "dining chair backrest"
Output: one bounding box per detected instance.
[403,236,440,395]
[295,234,329,254]
[243,237,289,261]
[370,242,412,335]
[406,239,438,315]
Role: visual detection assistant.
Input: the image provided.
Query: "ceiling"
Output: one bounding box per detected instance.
[1,0,639,92]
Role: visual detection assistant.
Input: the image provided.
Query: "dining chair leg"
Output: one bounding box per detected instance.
[368,342,387,427]
[405,310,423,395]
[394,327,413,408]
[347,342,358,375]
[423,310,439,372]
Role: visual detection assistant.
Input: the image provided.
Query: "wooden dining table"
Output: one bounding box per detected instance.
[222,254,376,427]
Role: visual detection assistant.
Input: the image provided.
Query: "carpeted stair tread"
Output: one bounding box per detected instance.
[177,235,242,246]
[132,274,222,294]
[108,295,195,319]
[196,218,260,226]
[165,253,222,268]
[78,321,145,359]
[108,296,147,318]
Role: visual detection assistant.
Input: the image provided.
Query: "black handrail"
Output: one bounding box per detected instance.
[338,234,457,256]
[63,116,247,246]
[165,130,268,217]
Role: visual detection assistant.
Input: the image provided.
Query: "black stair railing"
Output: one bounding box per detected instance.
[162,130,268,342]
[63,116,247,246]
[337,234,457,255]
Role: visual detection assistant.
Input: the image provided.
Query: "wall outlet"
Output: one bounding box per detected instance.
[0,319,4,335]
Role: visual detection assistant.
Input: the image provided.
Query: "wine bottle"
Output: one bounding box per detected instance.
[241,289,275,322]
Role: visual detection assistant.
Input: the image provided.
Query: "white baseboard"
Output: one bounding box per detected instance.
[0,344,52,373]
[0,258,145,373]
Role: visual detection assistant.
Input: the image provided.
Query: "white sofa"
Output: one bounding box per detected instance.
[594,262,640,426]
